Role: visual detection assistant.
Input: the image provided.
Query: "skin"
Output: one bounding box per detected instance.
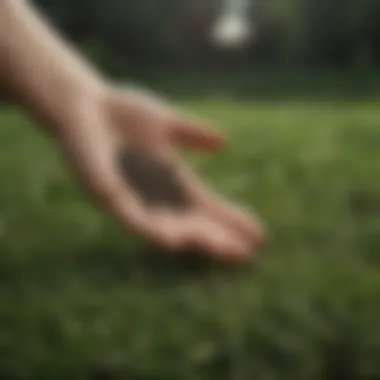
[0,0,264,261]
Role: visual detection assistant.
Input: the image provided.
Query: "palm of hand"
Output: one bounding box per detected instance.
[62,87,264,261]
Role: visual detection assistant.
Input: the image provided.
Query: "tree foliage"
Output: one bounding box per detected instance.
[31,0,380,70]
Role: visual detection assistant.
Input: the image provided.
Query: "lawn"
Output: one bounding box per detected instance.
[0,97,380,379]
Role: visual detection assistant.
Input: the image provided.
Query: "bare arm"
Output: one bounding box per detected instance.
[0,0,105,132]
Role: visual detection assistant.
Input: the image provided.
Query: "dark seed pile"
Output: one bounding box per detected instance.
[118,148,189,210]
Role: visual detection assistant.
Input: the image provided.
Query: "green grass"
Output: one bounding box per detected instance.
[0,97,380,379]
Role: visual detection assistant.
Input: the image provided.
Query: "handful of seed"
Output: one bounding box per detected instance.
[118,147,189,210]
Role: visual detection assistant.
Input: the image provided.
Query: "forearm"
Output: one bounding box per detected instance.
[0,0,105,132]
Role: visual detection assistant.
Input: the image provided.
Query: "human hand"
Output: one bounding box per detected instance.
[58,86,265,261]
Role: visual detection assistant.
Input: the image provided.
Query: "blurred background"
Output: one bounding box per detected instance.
[33,0,380,94]
[0,0,380,379]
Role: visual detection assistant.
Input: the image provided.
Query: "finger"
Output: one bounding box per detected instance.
[141,210,189,252]
[177,163,265,246]
[180,212,252,261]
[169,116,226,152]
[207,198,265,246]
[126,209,187,252]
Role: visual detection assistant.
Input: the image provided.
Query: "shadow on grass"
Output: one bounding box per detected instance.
[75,241,256,287]
[0,238,257,291]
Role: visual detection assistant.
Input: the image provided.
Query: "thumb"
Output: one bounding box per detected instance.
[170,116,226,152]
